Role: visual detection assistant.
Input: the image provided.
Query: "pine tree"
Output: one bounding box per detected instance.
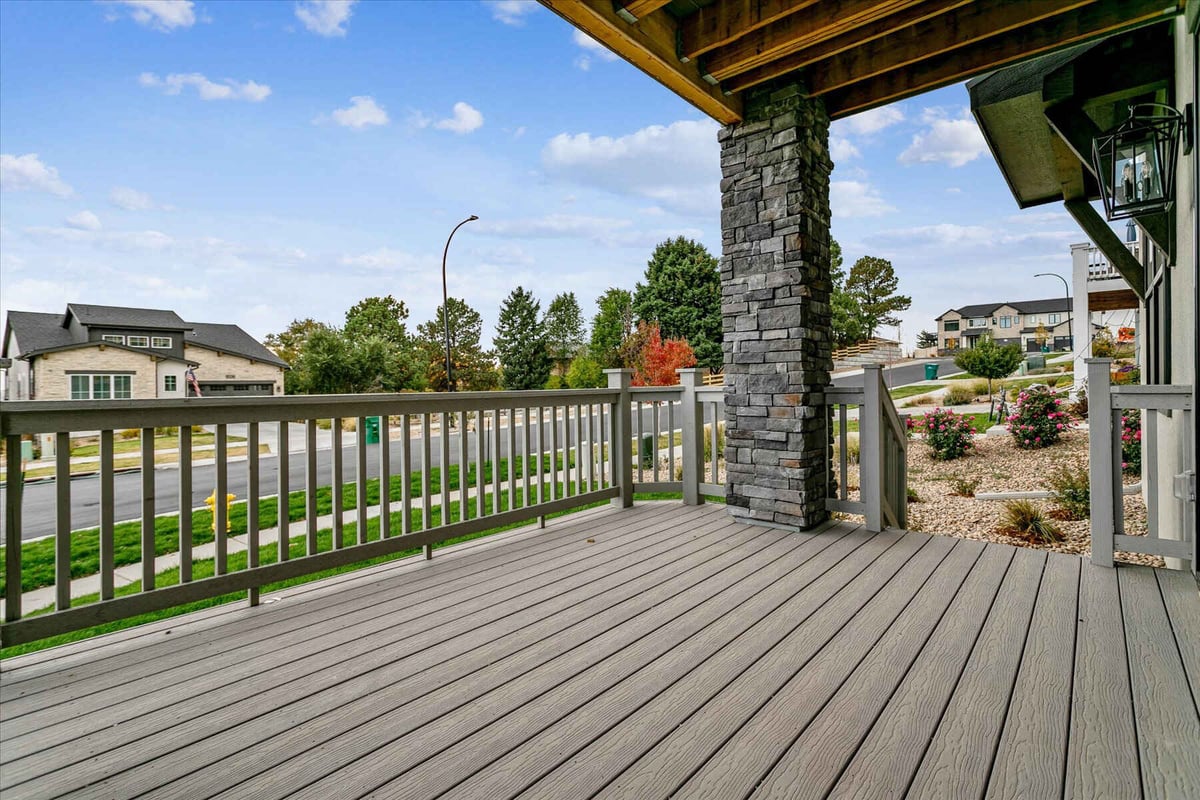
[829,239,869,348]
[632,237,723,371]
[494,286,552,390]
[916,330,938,348]
[543,291,586,374]
[417,298,497,391]
[845,255,912,338]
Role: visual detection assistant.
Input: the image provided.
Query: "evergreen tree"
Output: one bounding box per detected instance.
[829,239,869,348]
[632,237,723,372]
[543,291,586,374]
[590,287,634,368]
[417,298,497,391]
[845,255,911,338]
[916,330,938,348]
[494,286,552,390]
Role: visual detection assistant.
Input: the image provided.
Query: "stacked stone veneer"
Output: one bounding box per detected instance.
[719,82,833,530]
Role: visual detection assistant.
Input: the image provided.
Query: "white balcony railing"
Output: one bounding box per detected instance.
[0,366,905,646]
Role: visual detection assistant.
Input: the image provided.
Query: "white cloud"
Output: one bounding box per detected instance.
[139,72,271,102]
[487,0,538,26]
[899,109,987,168]
[109,186,159,210]
[326,96,389,129]
[477,213,702,249]
[0,153,73,197]
[830,180,896,218]
[107,0,195,32]
[830,136,860,162]
[295,0,356,37]
[339,247,427,271]
[838,106,905,136]
[435,102,484,134]
[541,119,720,217]
[66,211,102,231]
[573,29,617,71]
[24,225,176,251]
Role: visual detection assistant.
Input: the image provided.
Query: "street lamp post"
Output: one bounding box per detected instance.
[1034,272,1071,352]
[441,215,478,391]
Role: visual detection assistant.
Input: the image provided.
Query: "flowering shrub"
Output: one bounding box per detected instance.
[918,408,976,460]
[1007,388,1073,449]
[1121,409,1141,476]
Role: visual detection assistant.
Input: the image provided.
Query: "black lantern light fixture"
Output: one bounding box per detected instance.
[1092,103,1186,221]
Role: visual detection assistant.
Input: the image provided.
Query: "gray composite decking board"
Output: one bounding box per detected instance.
[746,539,987,800]
[11,514,770,797]
[56,520,813,800]
[1119,567,1200,798]
[984,553,1081,800]
[667,535,959,800]
[1,503,701,743]
[1157,569,1200,716]
[904,546,1047,800]
[230,525,868,800]
[1064,560,1143,800]
[0,501,645,703]
[506,531,924,800]
[370,526,880,800]
[823,544,1014,800]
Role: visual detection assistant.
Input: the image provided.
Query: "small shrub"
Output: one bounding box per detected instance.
[905,394,936,407]
[1045,460,1089,520]
[969,379,990,398]
[1091,329,1116,358]
[918,408,975,461]
[117,429,140,441]
[942,384,974,406]
[1070,386,1088,419]
[191,425,207,435]
[1045,376,1060,388]
[1121,409,1141,476]
[906,487,922,503]
[154,426,179,437]
[949,475,980,497]
[1007,388,1073,449]
[832,433,860,466]
[998,499,1062,543]
[544,374,566,390]
[1112,366,1140,385]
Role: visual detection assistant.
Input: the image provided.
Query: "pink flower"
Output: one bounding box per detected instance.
[1056,423,1063,430]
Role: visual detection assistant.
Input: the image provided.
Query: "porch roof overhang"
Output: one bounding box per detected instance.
[536,0,1186,124]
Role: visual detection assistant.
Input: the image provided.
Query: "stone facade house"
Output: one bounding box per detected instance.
[935,298,1076,354]
[1,304,286,401]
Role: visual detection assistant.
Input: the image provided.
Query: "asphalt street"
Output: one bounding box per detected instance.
[831,357,957,389]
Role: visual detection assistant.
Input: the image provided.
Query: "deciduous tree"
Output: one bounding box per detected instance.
[590,287,634,368]
[626,322,697,386]
[343,295,410,348]
[954,332,1023,402]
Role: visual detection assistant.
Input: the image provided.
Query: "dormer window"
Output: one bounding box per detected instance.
[128,335,150,347]
[151,336,172,348]
[102,335,125,345]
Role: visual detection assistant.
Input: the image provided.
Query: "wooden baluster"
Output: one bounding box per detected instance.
[331,420,344,549]
[401,414,413,536]
[305,419,318,555]
[356,416,368,545]
[276,421,288,562]
[492,409,502,514]
[100,430,116,597]
[247,422,260,606]
[459,411,470,521]
[4,435,23,622]
[55,432,71,610]
[508,408,518,509]
[475,410,485,519]
[421,413,432,556]
[214,424,228,574]
[440,412,451,525]
[380,415,391,539]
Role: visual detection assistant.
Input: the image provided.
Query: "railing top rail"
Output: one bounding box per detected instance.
[1108,384,1193,411]
[0,388,622,436]
[695,386,725,399]
[825,387,865,403]
[629,387,684,401]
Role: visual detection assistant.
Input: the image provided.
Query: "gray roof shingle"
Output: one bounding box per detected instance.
[186,322,288,368]
[3,311,74,357]
[66,303,190,330]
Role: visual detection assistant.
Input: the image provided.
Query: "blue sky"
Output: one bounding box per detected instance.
[1,0,1098,350]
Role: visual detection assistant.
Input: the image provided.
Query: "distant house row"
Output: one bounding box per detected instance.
[934,297,1080,354]
[1,304,287,401]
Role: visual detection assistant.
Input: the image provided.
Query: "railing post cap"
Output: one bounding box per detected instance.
[1084,357,1113,364]
[602,368,634,374]
[604,369,632,390]
[862,363,883,370]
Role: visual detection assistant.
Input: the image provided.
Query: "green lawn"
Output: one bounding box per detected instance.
[0,452,572,596]
[888,383,944,400]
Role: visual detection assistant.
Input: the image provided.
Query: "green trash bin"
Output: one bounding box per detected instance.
[924,363,939,381]
[364,416,380,444]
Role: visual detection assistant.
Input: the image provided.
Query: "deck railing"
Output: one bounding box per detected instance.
[1,366,903,644]
[1087,359,1194,569]
[825,364,907,532]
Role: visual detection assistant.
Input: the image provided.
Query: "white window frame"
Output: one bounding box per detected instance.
[151,336,172,349]
[127,335,150,347]
[968,318,987,328]
[69,373,132,400]
[101,334,125,345]
[1048,313,1060,324]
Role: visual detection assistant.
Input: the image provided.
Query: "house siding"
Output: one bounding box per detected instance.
[184,344,284,395]
[34,346,159,400]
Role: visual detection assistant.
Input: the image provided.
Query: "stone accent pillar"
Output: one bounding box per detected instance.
[719,81,833,530]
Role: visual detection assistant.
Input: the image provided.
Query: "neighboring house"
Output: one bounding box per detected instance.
[1,304,287,401]
[935,298,1080,354]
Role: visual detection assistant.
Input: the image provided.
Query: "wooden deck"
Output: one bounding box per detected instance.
[1,502,1198,799]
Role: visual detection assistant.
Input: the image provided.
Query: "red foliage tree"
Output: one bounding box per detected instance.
[629,322,697,386]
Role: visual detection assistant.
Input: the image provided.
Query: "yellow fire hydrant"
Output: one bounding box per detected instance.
[206,492,236,532]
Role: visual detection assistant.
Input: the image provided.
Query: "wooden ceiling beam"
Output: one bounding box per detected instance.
[723,0,972,94]
[819,0,1182,119]
[617,0,673,22]
[807,0,1094,97]
[538,0,742,124]
[679,0,820,62]
[706,0,924,81]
